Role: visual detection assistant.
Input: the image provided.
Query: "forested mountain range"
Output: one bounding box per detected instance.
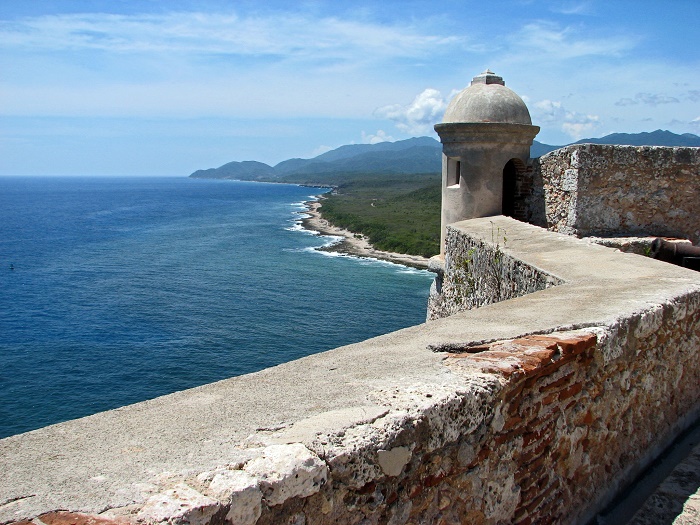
[190,130,700,181]
[190,137,441,181]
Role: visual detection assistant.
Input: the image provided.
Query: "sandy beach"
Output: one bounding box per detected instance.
[299,199,431,269]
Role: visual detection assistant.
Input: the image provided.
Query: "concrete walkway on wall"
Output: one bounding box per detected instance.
[627,439,700,524]
[2,217,699,525]
[593,418,700,524]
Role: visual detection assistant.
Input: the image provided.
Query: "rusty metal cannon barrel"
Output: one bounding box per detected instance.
[651,238,700,271]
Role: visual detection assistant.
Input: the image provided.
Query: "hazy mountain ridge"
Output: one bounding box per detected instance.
[532,129,700,157]
[190,130,700,180]
[575,130,700,147]
[191,137,442,180]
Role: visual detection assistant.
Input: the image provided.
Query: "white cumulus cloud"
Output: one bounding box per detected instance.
[374,88,447,135]
[534,99,599,139]
[310,145,333,157]
[361,130,395,144]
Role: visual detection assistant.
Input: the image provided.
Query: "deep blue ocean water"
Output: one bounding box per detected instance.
[0,177,433,438]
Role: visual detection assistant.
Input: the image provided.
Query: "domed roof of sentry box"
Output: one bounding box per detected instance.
[442,70,532,125]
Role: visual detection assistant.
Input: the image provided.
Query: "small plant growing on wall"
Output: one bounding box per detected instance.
[446,223,508,311]
[486,221,508,303]
[452,247,477,305]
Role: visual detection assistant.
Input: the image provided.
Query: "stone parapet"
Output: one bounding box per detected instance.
[529,144,700,244]
[427,222,563,320]
[2,217,700,525]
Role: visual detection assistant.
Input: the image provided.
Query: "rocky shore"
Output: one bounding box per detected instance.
[299,199,431,269]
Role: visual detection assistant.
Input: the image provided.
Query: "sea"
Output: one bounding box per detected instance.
[0,176,434,439]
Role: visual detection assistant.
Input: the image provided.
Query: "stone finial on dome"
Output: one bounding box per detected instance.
[471,69,505,86]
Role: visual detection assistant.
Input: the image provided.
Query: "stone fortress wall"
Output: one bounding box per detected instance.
[2,66,700,524]
[428,142,700,321]
[524,144,700,244]
[3,215,700,525]
[426,224,564,321]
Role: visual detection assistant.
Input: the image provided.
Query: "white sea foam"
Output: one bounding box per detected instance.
[356,257,402,268]
[285,221,322,235]
[319,235,344,247]
[396,267,431,276]
[297,244,431,275]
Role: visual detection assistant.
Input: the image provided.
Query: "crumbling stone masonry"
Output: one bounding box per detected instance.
[3,217,699,525]
[427,224,563,320]
[526,144,700,244]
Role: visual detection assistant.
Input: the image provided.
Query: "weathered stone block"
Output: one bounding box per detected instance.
[137,484,220,525]
[244,444,327,506]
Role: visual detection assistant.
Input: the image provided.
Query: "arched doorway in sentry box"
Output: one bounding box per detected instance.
[502,157,529,221]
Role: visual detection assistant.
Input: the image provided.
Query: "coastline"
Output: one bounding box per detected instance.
[299,198,431,270]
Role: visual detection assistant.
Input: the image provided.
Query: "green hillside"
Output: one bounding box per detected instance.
[319,173,441,258]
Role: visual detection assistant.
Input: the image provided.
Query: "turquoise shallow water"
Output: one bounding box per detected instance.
[0,177,433,438]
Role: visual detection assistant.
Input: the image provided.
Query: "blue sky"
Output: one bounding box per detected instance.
[1,0,698,176]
